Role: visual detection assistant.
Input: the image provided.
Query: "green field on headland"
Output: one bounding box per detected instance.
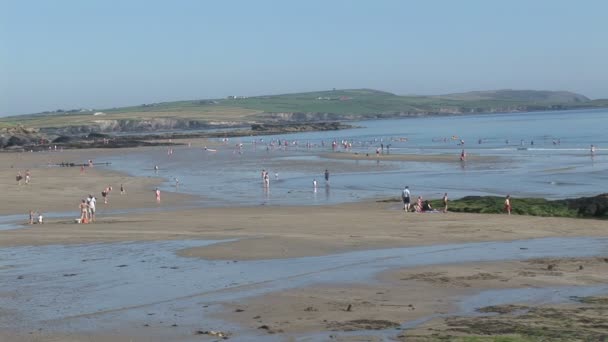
[3,89,608,132]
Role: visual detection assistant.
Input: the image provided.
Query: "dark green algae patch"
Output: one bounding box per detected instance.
[380,194,608,219]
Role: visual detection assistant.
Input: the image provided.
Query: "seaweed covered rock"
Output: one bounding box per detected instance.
[566,194,608,217]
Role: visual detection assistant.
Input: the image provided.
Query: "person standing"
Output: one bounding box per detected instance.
[79,199,89,223]
[402,186,411,211]
[442,193,449,213]
[102,187,109,204]
[504,195,512,215]
[324,169,330,184]
[155,188,161,203]
[87,194,96,223]
[120,184,125,195]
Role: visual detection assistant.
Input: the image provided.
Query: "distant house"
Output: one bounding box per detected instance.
[93,112,106,116]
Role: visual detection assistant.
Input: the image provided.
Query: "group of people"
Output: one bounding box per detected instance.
[28,210,43,224]
[78,194,97,224]
[16,169,31,185]
[402,186,513,215]
[401,186,449,213]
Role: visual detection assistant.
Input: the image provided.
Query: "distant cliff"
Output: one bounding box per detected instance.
[3,88,608,136]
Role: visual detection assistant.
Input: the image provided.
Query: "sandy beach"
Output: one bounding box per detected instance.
[1,148,608,341]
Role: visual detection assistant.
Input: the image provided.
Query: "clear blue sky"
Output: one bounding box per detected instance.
[1,0,607,116]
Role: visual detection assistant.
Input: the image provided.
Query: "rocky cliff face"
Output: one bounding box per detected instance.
[0,126,46,149]
[41,118,247,134]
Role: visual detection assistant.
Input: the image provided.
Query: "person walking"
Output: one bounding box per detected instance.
[504,195,512,215]
[324,169,330,184]
[442,192,449,213]
[402,186,411,211]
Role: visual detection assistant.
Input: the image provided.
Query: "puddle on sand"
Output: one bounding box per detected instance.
[0,204,203,231]
[1,237,607,340]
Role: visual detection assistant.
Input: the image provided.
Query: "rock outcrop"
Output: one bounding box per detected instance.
[0,126,47,149]
[566,194,608,218]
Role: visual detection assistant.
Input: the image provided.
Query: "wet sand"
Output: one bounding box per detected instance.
[0,149,193,216]
[217,257,608,337]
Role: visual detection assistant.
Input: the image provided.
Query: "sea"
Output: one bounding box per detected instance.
[102,108,608,206]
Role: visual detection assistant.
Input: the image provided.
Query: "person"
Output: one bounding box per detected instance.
[87,194,96,223]
[79,199,89,223]
[102,187,109,204]
[504,195,512,215]
[402,186,411,211]
[37,211,43,224]
[154,165,159,173]
[324,169,330,184]
[591,144,596,154]
[313,179,318,190]
[422,200,432,212]
[264,173,269,188]
[416,196,423,212]
[25,169,31,184]
[460,149,466,161]
[442,193,448,213]
[16,171,23,185]
[155,188,161,203]
[29,210,35,225]
[120,184,125,195]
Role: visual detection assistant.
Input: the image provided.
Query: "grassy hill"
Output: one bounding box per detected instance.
[2,89,607,132]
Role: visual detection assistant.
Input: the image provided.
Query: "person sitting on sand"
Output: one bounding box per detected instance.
[422,200,433,212]
[413,196,423,213]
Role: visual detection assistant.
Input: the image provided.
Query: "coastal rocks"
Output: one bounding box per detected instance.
[0,126,47,149]
[565,194,608,218]
[41,118,223,134]
[250,122,350,132]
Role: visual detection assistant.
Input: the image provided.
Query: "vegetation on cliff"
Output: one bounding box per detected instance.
[2,89,606,134]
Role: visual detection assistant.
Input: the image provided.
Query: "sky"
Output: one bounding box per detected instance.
[1,0,607,116]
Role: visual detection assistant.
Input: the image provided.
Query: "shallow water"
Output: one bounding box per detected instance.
[2,237,607,339]
[101,108,608,206]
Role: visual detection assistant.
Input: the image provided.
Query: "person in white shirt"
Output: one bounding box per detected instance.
[87,195,96,222]
[402,186,411,211]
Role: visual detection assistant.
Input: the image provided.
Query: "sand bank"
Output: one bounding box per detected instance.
[215,257,608,337]
[321,151,500,163]
[2,200,607,258]
[0,149,193,216]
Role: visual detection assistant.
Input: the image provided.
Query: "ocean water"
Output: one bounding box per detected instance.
[102,108,608,206]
